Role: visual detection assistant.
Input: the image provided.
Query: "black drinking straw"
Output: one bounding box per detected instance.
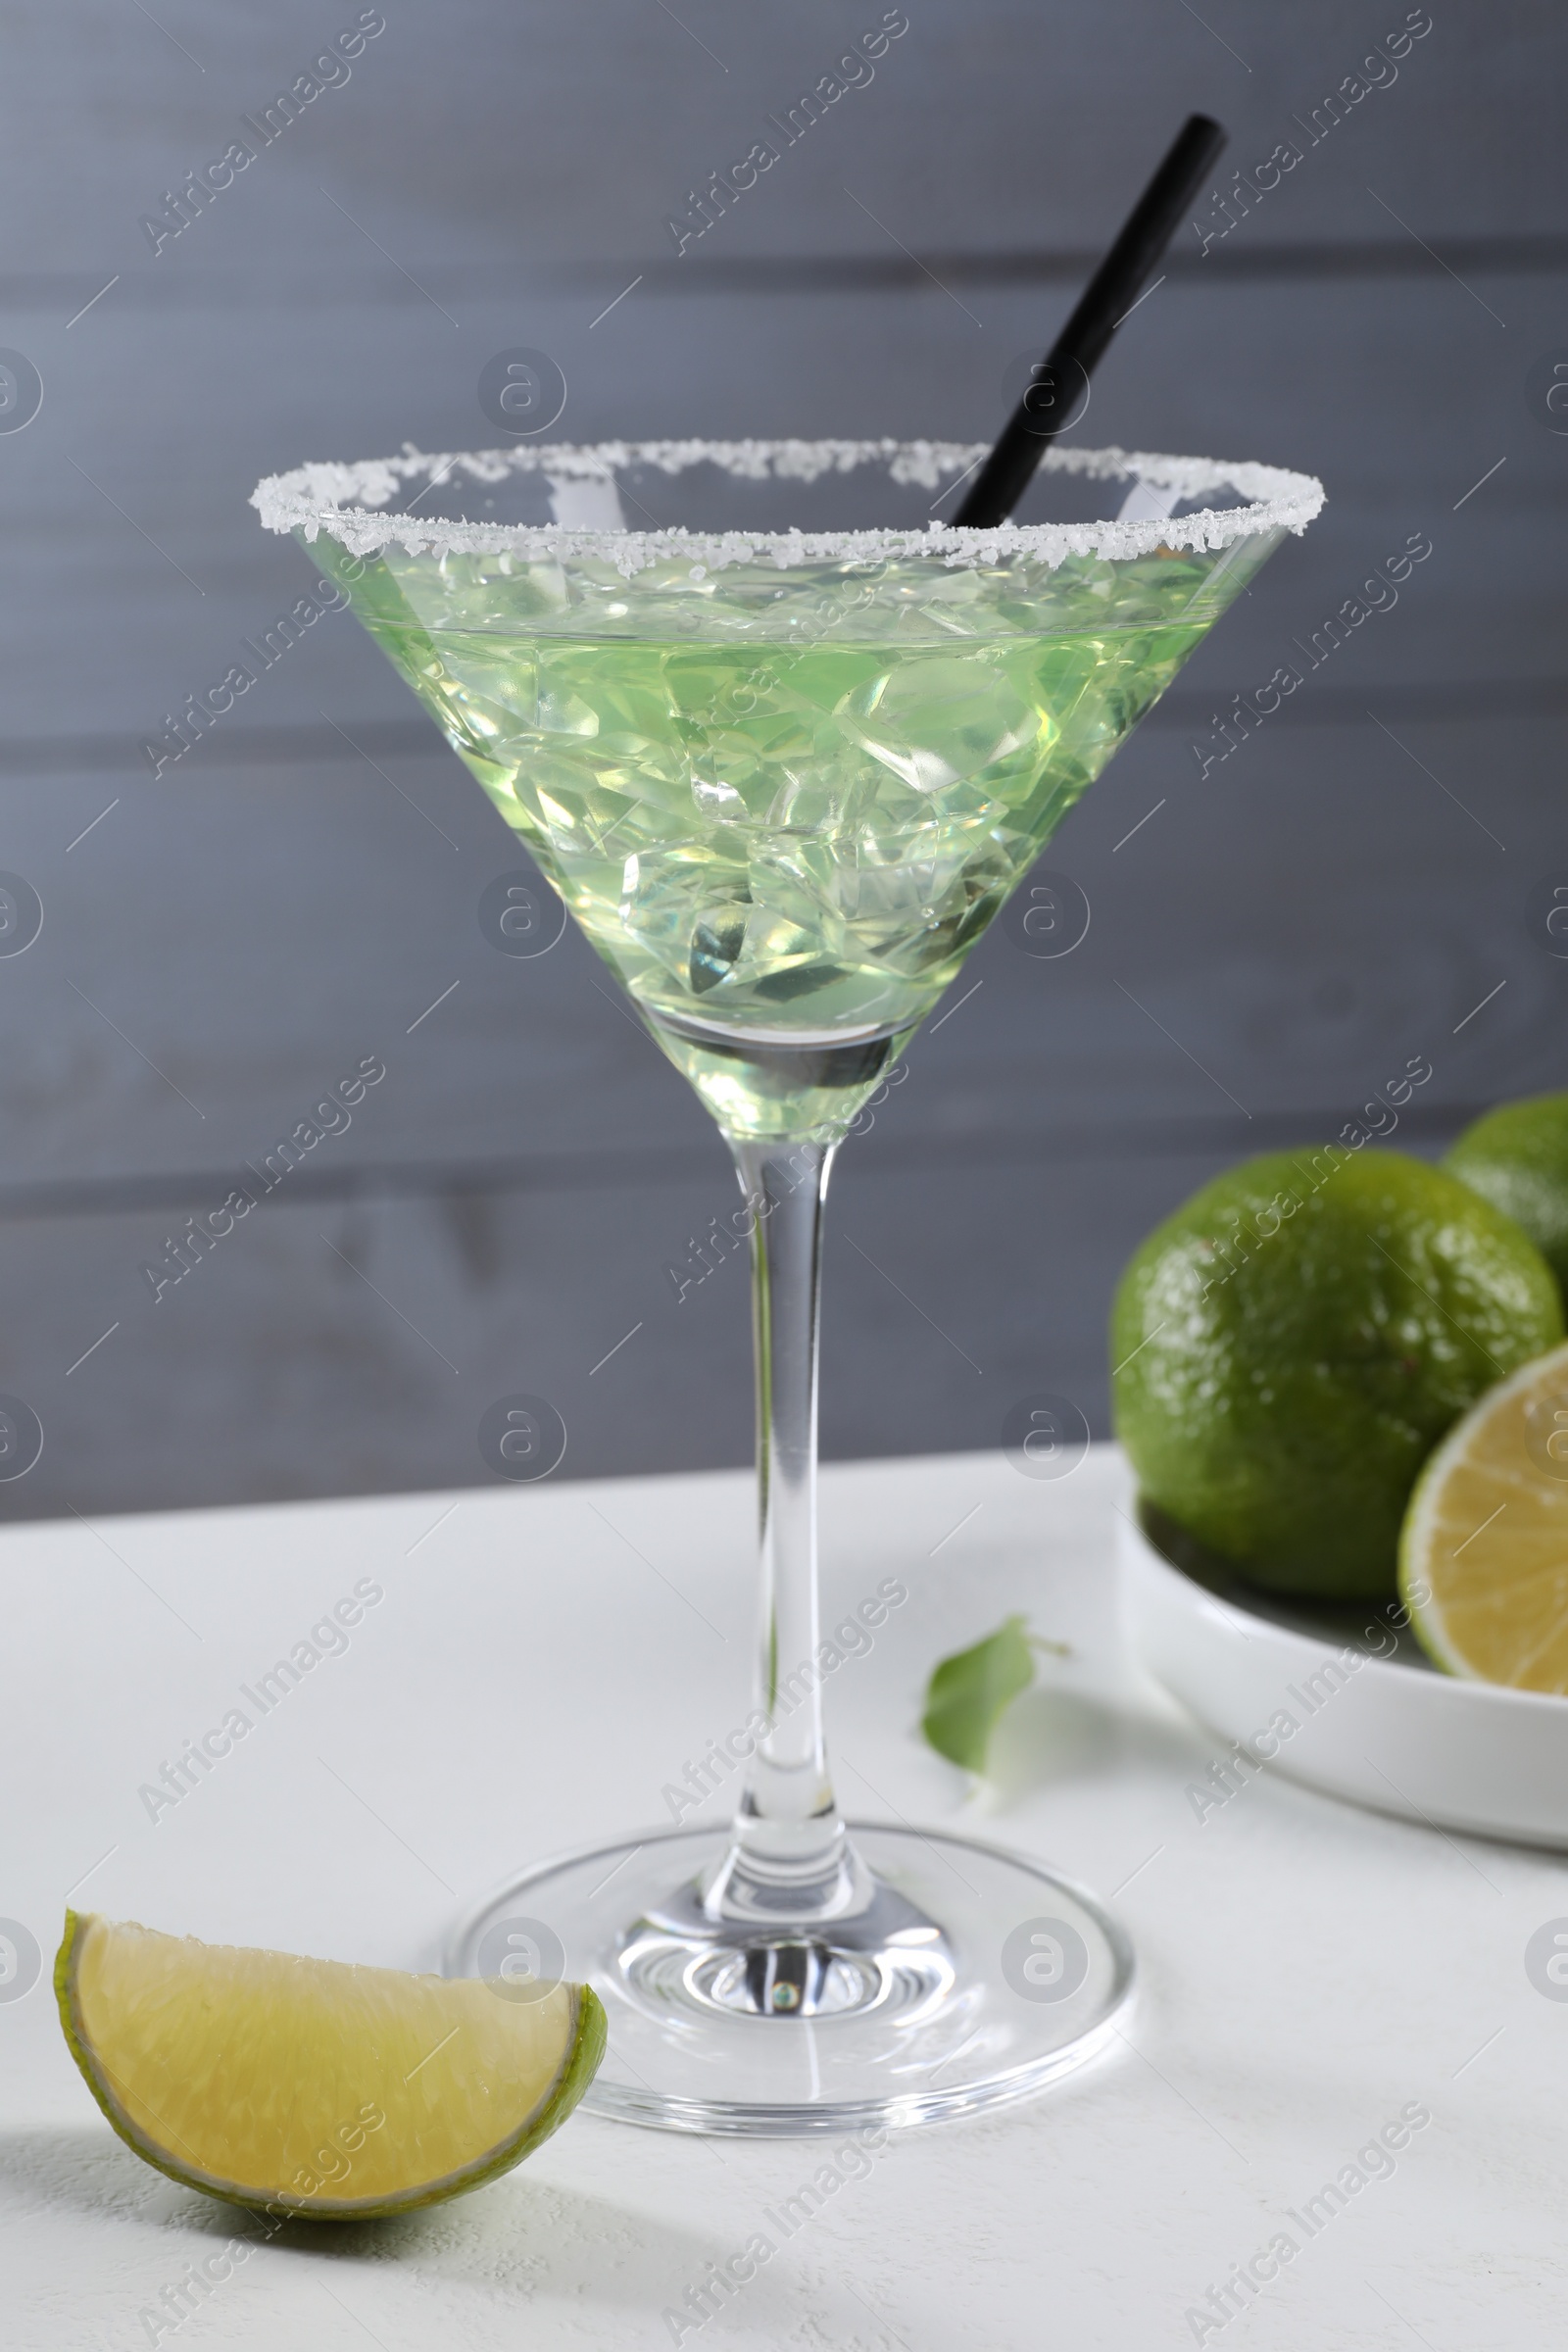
[953,113,1227,530]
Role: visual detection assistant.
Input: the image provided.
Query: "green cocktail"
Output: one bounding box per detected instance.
[304,455,1292,1137]
[255,438,1322,2134]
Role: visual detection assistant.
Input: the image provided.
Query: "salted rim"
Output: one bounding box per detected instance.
[250,437,1325,575]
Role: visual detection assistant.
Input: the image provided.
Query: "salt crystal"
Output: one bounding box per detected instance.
[250,437,1326,575]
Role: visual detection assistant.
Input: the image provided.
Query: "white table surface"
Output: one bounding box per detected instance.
[4,1444,1564,2349]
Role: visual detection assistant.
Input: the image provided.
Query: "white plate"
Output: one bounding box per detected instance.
[1119,1495,1568,1848]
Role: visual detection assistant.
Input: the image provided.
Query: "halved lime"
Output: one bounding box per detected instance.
[55,1911,605,2219]
[1400,1340,1568,1689]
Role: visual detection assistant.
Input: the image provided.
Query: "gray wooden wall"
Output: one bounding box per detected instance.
[0,0,1561,1519]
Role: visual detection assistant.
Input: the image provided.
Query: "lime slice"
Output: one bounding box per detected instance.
[1400,1340,1568,1689]
[55,1911,605,2219]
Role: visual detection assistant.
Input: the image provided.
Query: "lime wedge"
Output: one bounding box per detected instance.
[55,1911,605,2219]
[1400,1340,1568,1689]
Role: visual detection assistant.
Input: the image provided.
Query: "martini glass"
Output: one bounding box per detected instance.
[254,438,1321,2133]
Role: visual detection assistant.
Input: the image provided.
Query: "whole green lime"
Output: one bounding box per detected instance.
[1111,1148,1563,1600]
[1444,1094,1568,1299]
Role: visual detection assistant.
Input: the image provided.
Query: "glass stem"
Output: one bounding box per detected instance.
[703,1137,871,1930]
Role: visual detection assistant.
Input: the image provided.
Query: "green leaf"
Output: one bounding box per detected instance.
[921,1615,1037,1774]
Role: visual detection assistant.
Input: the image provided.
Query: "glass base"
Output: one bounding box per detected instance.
[445,1823,1134,2136]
